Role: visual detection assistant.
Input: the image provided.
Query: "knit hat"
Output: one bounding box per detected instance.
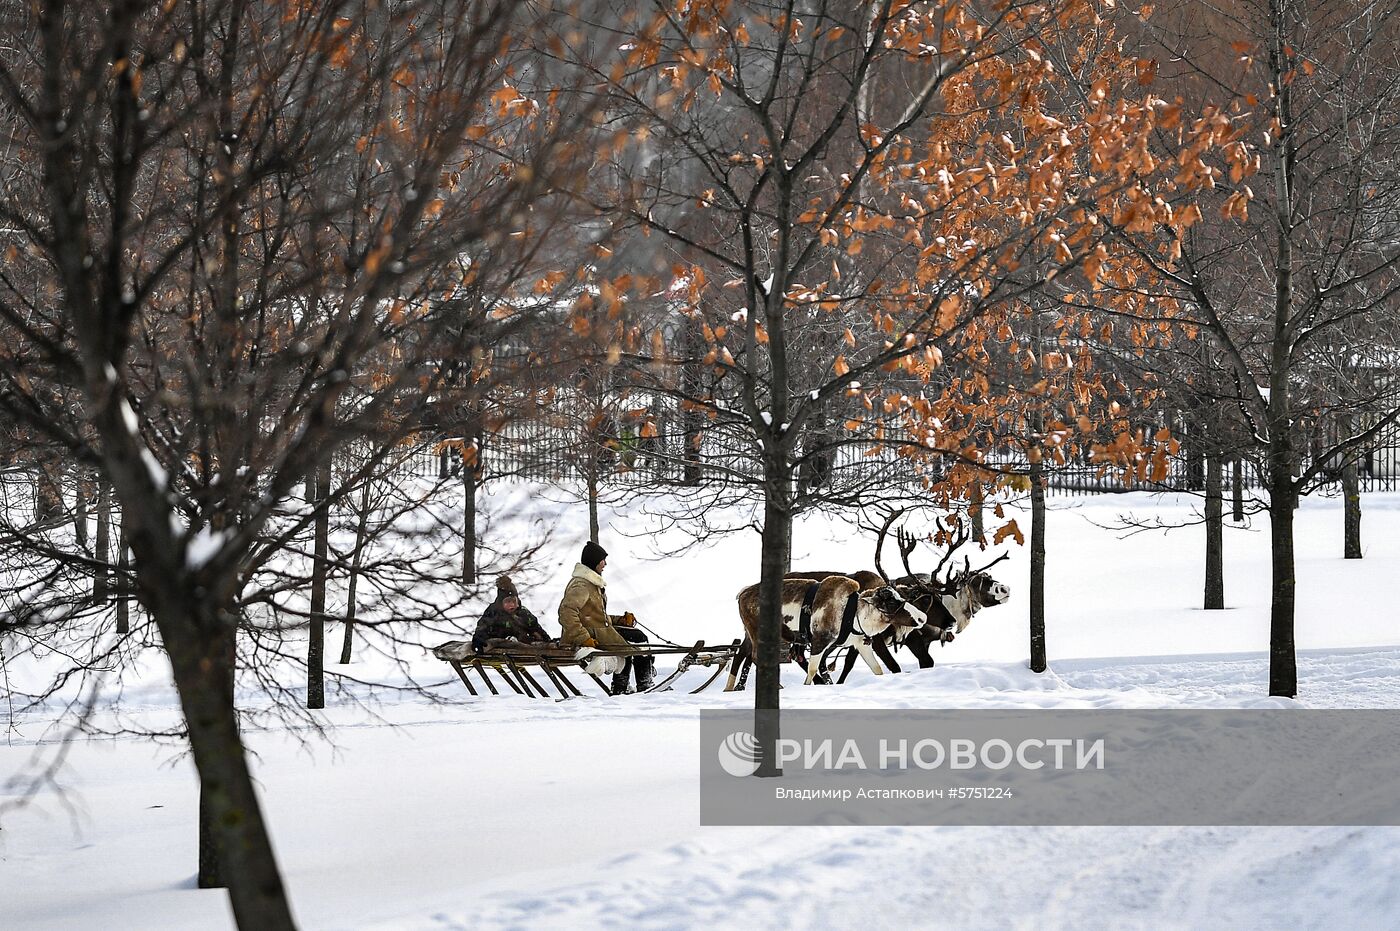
[581,540,608,572]
[495,575,519,600]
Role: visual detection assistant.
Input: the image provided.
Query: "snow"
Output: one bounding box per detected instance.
[139,448,166,490]
[4,487,1400,929]
[185,527,228,570]
[119,398,139,434]
[117,397,167,489]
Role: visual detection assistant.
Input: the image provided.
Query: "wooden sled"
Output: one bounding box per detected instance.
[432,638,741,699]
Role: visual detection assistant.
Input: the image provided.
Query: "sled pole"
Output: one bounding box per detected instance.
[508,658,549,699]
[472,660,505,695]
[644,640,704,693]
[499,660,535,698]
[690,662,727,693]
[549,664,585,697]
[450,660,478,697]
[535,662,571,699]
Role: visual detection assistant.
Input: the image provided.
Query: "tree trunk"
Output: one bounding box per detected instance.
[754,459,791,777]
[1343,453,1362,560]
[1185,438,1205,491]
[462,454,478,585]
[74,474,89,549]
[1267,473,1298,697]
[34,461,63,526]
[94,482,111,604]
[1205,454,1224,609]
[782,485,793,574]
[197,623,236,889]
[1232,456,1245,522]
[970,480,985,540]
[340,481,372,665]
[1265,0,1298,700]
[1178,412,1204,490]
[116,523,130,634]
[680,321,704,486]
[798,404,831,492]
[158,598,296,930]
[587,466,600,544]
[307,462,330,710]
[1028,453,1047,673]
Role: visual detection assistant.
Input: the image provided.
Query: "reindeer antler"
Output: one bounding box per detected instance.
[929,516,971,587]
[896,526,919,578]
[967,551,1011,576]
[872,507,905,583]
[877,509,984,594]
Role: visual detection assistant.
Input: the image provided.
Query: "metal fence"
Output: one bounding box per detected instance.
[400,406,1400,498]
[413,386,934,493]
[1044,428,1400,495]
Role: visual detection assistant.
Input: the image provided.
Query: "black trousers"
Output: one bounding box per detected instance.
[615,625,654,685]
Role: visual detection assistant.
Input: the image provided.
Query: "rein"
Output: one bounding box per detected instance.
[629,616,684,649]
[816,591,863,676]
[797,580,821,645]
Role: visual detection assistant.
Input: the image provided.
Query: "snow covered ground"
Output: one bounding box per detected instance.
[3,486,1400,930]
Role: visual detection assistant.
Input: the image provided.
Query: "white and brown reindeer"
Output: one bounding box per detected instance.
[725,571,928,689]
[839,511,1011,679]
[724,511,1011,690]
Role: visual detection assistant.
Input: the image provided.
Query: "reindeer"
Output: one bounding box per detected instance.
[725,573,927,689]
[723,512,1010,690]
[722,571,879,691]
[833,511,1011,680]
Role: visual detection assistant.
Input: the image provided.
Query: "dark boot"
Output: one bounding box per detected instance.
[635,657,656,693]
[610,661,633,696]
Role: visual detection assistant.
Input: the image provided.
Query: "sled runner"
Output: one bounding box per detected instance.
[432,638,741,699]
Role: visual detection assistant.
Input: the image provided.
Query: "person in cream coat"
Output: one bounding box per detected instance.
[558,541,654,694]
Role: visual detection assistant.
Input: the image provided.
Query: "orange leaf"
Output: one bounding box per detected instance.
[993,519,1024,546]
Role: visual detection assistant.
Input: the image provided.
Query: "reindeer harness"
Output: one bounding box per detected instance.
[814,591,867,675]
[924,577,979,639]
[795,580,821,645]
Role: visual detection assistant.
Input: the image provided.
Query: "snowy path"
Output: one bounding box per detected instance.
[407,648,1400,931]
[6,490,1400,929]
[6,646,1400,931]
[452,824,1400,931]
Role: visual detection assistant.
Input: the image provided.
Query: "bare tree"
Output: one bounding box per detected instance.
[575,0,1191,767]
[1103,0,1400,695]
[0,1,621,926]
